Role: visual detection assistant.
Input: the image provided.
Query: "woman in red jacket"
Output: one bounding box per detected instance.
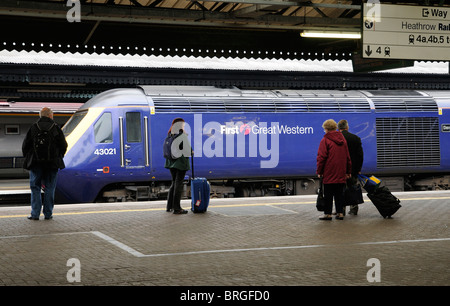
[316,119,352,220]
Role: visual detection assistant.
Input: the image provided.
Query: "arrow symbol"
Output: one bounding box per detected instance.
[365,45,372,56]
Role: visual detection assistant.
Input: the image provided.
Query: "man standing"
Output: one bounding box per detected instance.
[338,120,364,215]
[22,107,67,220]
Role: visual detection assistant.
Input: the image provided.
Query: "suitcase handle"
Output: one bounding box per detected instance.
[191,155,195,179]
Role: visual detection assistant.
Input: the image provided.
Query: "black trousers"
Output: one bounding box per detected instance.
[346,175,359,214]
[323,183,345,215]
[167,168,187,211]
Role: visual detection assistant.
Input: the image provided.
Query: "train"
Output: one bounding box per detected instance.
[0,101,82,178]
[51,86,450,204]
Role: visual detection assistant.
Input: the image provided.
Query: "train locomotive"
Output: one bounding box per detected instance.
[55,86,450,203]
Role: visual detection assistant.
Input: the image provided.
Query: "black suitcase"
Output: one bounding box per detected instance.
[367,186,401,218]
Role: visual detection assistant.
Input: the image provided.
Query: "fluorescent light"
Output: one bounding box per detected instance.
[300,31,361,39]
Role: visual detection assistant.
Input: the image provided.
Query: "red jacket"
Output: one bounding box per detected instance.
[316,130,352,184]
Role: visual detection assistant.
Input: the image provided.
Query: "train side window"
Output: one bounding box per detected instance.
[126,112,141,143]
[5,125,19,135]
[94,112,113,143]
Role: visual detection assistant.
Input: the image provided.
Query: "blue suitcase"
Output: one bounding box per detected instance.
[190,158,210,213]
[191,177,210,213]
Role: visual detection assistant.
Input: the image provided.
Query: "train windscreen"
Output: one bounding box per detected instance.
[62,110,87,137]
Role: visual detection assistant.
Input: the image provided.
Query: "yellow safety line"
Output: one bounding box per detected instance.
[0,207,164,219]
[1,196,449,219]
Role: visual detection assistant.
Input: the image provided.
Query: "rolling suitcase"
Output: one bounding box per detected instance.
[358,174,382,194]
[190,157,210,213]
[367,186,401,218]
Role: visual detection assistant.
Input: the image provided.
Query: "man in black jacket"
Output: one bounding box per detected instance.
[338,120,364,215]
[22,107,68,220]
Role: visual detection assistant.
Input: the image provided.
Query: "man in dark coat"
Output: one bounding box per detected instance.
[22,107,68,220]
[338,119,364,215]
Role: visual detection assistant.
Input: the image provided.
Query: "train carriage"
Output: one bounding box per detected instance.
[0,101,82,178]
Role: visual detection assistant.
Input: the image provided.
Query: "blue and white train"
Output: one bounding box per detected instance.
[55,86,450,203]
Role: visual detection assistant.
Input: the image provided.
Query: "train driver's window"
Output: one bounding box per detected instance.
[126,112,141,143]
[94,112,113,143]
[62,110,87,136]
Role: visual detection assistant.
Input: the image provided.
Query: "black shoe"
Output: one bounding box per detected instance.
[44,216,53,220]
[173,209,188,215]
[27,216,39,220]
[335,214,344,220]
[166,209,173,212]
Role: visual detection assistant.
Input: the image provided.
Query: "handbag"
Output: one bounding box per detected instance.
[343,183,364,206]
[316,179,326,212]
[358,174,381,194]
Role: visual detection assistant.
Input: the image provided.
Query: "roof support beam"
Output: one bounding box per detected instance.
[233,4,284,17]
[0,0,360,30]
[83,20,101,45]
[202,0,361,10]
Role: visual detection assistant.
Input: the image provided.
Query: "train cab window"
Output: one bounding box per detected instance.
[94,112,113,143]
[63,110,87,136]
[126,112,141,143]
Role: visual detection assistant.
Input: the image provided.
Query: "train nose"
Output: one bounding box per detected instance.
[55,169,72,203]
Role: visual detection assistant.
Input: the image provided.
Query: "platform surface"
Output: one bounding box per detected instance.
[0,191,449,289]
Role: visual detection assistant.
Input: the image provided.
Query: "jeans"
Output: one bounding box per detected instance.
[29,166,58,218]
[323,183,345,215]
[167,168,187,211]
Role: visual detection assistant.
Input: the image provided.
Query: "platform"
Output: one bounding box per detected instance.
[0,191,449,290]
[0,179,29,192]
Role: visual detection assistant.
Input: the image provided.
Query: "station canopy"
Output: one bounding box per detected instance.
[0,1,415,59]
[2,1,450,60]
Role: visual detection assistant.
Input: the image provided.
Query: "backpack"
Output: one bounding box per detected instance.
[163,133,181,160]
[33,122,57,163]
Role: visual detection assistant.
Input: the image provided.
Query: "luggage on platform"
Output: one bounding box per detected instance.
[190,157,210,213]
[358,174,382,194]
[366,186,401,218]
[316,178,325,212]
[343,183,364,206]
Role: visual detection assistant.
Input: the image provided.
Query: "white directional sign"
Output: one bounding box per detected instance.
[362,3,450,61]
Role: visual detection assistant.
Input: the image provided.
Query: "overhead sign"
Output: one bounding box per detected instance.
[362,3,450,61]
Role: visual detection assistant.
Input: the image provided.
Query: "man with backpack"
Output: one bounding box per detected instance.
[22,107,68,220]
